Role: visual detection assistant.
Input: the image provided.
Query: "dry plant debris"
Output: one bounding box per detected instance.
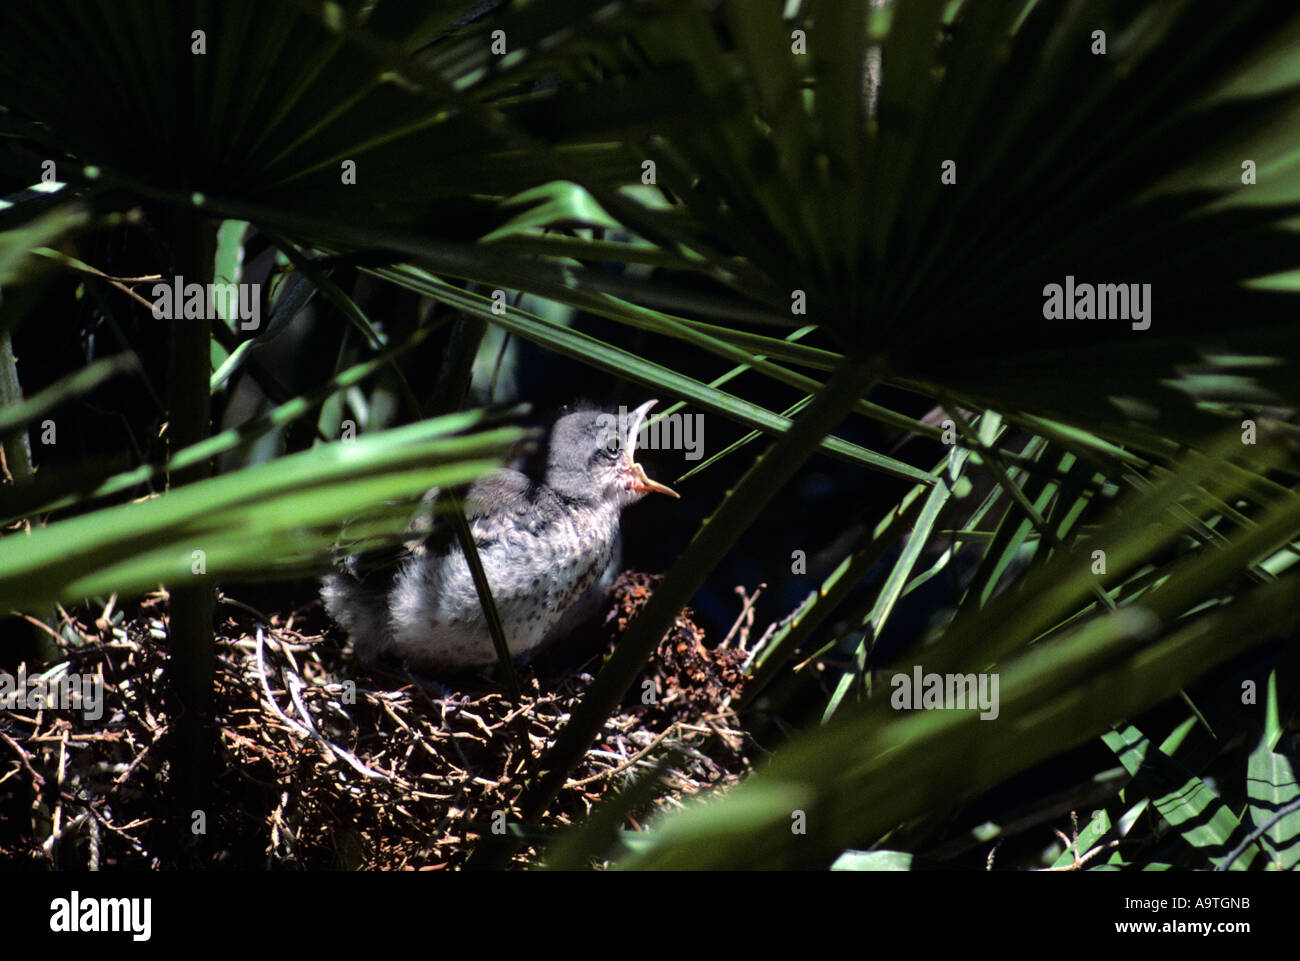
[0,573,758,869]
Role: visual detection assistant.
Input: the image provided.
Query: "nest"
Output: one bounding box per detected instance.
[0,573,760,869]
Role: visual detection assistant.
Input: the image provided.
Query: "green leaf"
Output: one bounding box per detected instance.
[0,413,521,608]
[1245,736,1300,870]
[831,850,916,871]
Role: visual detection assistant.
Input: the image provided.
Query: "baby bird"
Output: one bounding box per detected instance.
[321,400,677,669]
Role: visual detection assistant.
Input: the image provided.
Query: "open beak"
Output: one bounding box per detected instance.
[623,400,679,499]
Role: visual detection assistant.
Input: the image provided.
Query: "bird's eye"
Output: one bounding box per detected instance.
[599,432,621,459]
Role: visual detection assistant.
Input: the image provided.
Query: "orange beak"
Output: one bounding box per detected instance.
[624,400,679,499]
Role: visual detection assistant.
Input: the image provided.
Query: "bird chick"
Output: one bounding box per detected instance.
[321,400,677,669]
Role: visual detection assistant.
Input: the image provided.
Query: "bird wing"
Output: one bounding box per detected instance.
[334,469,538,583]
[464,469,534,518]
[412,468,541,550]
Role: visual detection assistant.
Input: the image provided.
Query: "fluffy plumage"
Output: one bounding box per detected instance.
[322,401,676,669]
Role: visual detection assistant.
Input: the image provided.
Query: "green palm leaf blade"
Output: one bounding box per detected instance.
[0,0,688,236]
[616,569,1300,869]
[0,414,521,609]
